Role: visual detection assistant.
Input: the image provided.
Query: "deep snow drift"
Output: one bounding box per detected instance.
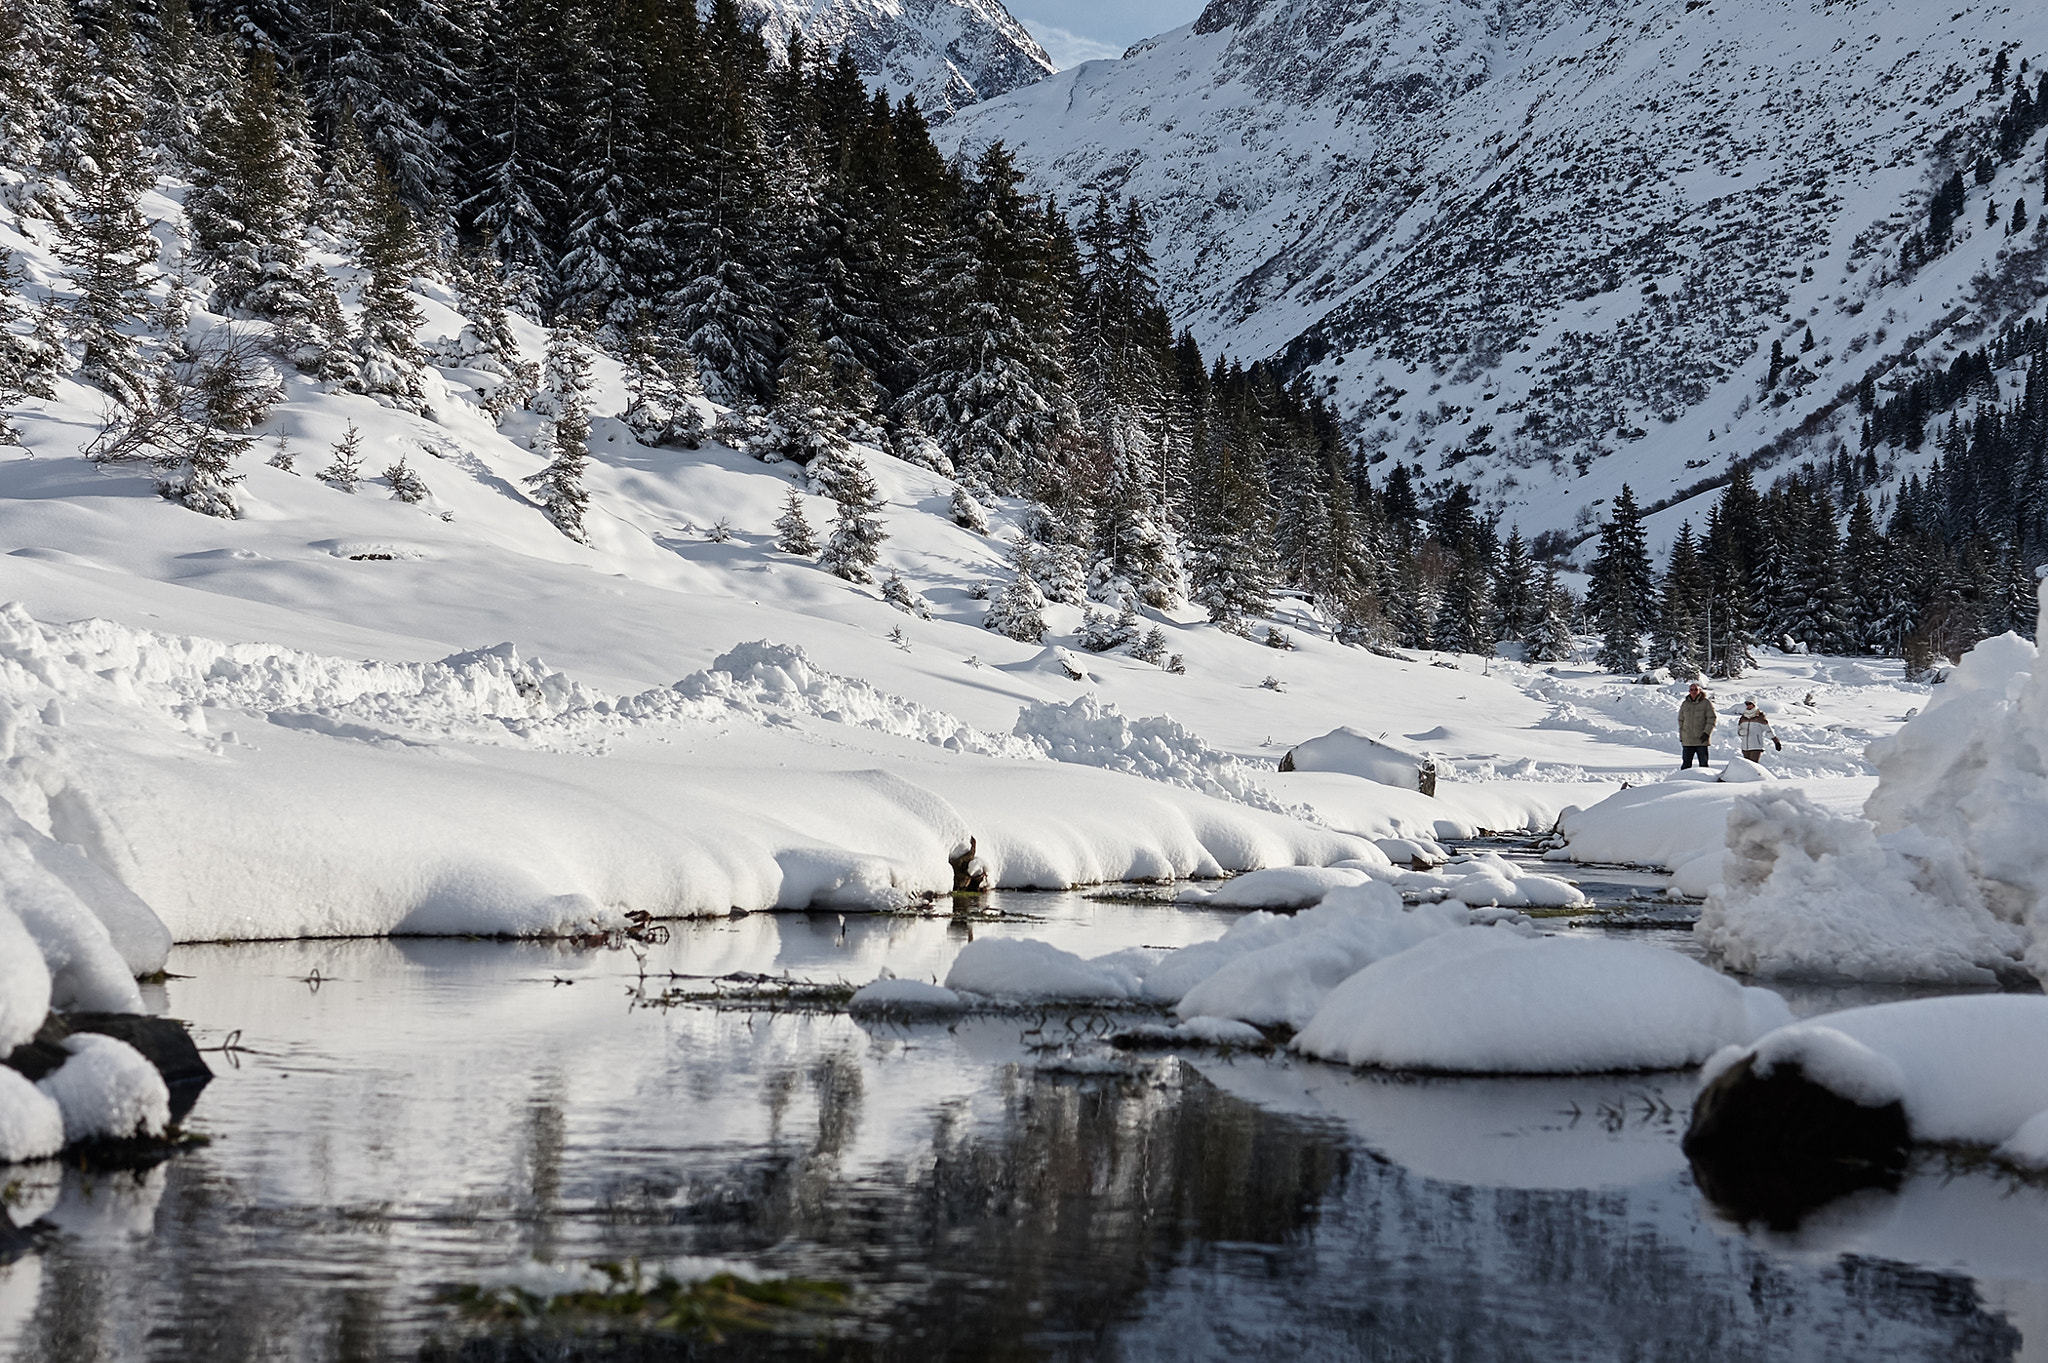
[1697,597,2048,986]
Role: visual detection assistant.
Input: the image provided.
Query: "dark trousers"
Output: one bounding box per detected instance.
[1681,745,1711,769]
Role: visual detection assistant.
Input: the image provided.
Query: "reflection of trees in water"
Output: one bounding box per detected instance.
[12,1050,2031,1363]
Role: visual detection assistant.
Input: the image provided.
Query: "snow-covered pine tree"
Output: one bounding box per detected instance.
[1489,529,1538,641]
[1185,371,1275,633]
[756,307,849,464]
[1525,564,1575,663]
[385,453,427,502]
[1650,523,1706,677]
[1433,550,1492,654]
[1131,625,1168,665]
[0,253,60,443]
[52,91,156,406]
[609,322,698,446]
[818,450,886,582]
[881,570,930,618]
[1842,493,1891,653]
[984,536,1048,642]
[526,324,594,542]
[349,161,430,410]
[321,421,364,490]
[555,0,647,336]
[949,484,988,533]
[316,100,376,237]
[773,487,817,556]
[1588,483,1653,672]
[1781,481,1850,652]
[899,143,1073,494]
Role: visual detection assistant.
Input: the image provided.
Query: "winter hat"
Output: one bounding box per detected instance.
[1743,697,1758,707]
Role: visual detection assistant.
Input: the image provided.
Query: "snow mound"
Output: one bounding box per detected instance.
[1999,1111,2048,1171]
[1014,694,1295,813]
[1699,601,2048,985]
[35,1033,170,1145]
[1705,996,2048,1151]
[667,641,1041,759]
[1697,788,2025,984]
[1167,888,1468,1028]
[1372,835,1449,866]
[1715,756,1770,783]
[1174,850,1583,914]
[1114,1016,1269,1047]
[847,977,966,1014]
[1172,864,1381,908]
[0,1065,66,1164]
[1294,931,1793,1073]
[1555,780,1740,871]
[1282,727,1429,790]
[942,937,1145,1001]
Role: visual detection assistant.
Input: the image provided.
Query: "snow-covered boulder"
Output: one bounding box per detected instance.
[942,937,1147,1001]
[1280,727,1429,791]
[1294,929,1792,1073]
[0,1068,65,1164]
[34,1033,170,1146]
[1685,996,2048,1217]
[1171,864,1382,909]
[1171,887,1465,1029]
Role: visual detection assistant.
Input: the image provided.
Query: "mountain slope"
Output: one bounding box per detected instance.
[939,0,2048,541]
[741,0,1055,115]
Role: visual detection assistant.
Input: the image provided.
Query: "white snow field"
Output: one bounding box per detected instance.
[1,182,1926,954]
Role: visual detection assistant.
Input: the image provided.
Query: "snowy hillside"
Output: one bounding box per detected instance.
[742,0,1054,115]
[939,0,2048,541]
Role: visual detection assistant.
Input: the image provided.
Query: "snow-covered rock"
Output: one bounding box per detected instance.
[1701,995,2048,1153]
[847,976,967,1013]
[34,1033,171,1146]
[1294,930,1793,1073]
[942,936,1147,1000]
[1281,727,1428,790]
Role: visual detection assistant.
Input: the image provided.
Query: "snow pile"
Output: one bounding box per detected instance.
[0,603,606,744]
[1295,930,1793,1073]
[847,977,966,1014]
[1174,852,1585,912]
[1701,996,2048,1157]
[1696,788,2024,984]
[1172,864,1383,908]
[34,1033,171,1146]
[943,937,1149,1001]
[1700,608,2048,985]
[664,641,1042,759]
[1169,889,1468,1028]
[1014,694,1296,813]
[1282,727,1429,790]
[0,1068,65,1163]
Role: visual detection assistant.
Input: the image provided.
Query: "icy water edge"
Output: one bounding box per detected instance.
[6,889,2048,1362]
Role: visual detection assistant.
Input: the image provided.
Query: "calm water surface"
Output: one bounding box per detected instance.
[6,889,2048,1361]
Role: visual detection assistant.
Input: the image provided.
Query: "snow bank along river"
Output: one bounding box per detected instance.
[7,891,2048,1361]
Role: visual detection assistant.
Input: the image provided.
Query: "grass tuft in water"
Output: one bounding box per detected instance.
[441,1262,848,1343]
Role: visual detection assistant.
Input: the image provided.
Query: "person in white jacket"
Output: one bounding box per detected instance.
[1736,699,1781,763]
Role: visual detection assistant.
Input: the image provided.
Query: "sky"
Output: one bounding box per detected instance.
[1008,0,1210,69]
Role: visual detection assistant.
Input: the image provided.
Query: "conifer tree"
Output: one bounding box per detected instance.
[1842,493,1890,652]
[527,324,594,542]
[321,421,364,490]
[1525,565,1576,663]
[1651,523,1706,676]
[619,322,705,447]
[1489,528,1538,641]
[984,536,1048,642]
[773,486,817,556]
[1587,484,1654,672]
[818,451,886,582]
[882,570,930,618]
[949,484,988,533]
[53,93,157,406]
[756,308,847,463]
[349,161,429,410]
[900,142,1073,493]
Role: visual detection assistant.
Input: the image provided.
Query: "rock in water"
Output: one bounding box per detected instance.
[1683,1051,1909,1229]
[6,1013,214,1123]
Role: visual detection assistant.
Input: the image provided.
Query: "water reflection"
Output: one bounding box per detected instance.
[2,898,2044,1360]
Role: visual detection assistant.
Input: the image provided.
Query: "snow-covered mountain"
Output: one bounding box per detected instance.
[940,0,2048,542]
[740,0,1055,116]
